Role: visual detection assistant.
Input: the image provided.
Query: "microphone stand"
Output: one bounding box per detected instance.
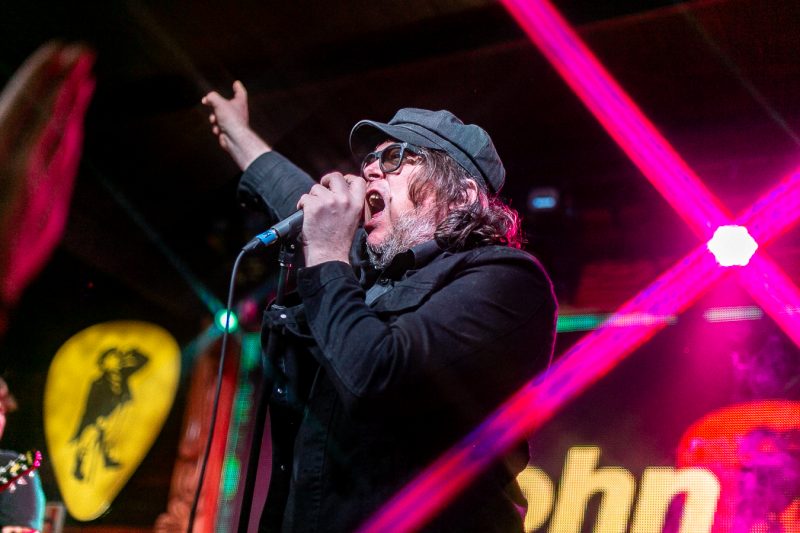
[237,241,296,533]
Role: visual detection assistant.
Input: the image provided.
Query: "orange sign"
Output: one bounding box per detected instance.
[44,321,180,520]
[677,400,800,533]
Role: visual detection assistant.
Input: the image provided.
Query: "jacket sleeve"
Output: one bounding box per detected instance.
[296,248,557,415]
[237,151,371,275]
[237,151,316,222]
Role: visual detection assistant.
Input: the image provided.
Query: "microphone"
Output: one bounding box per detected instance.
[242,210,303,252]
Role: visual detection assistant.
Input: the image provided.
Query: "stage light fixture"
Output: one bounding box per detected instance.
[706,225,758,267]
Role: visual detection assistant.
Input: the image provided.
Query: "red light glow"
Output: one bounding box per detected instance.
[0,44,95,308]
[677,401,800,532]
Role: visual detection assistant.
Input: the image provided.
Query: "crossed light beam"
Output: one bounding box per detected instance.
[358,1,800,531]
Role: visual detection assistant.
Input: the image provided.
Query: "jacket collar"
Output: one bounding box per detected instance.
[381,239,442,281]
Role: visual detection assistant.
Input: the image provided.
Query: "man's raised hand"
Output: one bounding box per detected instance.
[201,81,270,170]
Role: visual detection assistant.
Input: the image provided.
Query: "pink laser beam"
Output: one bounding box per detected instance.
[359,161,800,531]
[359,245,728,532]
[736,168,800,243]
[737,255,800,347]
[732,169,800,346]
[359,1,800,530]
[499,0,730,238]
[499,0,800,348]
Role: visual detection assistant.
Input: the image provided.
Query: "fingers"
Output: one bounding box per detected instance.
[297,178,363,209]
[201,90,222,107]
[302,174,365,225]
[297,183,332,210]
[202,87,241,109]
[320,173,366,212]
[202,85,240,104]
[344,173,367,198]
[203,92,224,136]
[321,172,366,197]
[320,172,346,191]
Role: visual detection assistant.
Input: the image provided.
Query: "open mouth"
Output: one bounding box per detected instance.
[367,191,385,218]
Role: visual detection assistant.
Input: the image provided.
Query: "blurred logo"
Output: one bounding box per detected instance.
[45,321,179,521]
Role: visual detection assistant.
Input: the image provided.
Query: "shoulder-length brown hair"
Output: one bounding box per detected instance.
[408,148,525,251]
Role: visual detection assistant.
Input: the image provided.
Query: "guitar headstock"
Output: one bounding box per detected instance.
[0,450,42,493]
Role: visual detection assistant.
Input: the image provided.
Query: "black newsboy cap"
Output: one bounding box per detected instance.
[349,108,505,194]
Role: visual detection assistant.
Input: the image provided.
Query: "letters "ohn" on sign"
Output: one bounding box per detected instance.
[517,446,720,533]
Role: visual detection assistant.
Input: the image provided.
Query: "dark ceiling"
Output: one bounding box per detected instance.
[6,0,800,317]
[2,0,800,526]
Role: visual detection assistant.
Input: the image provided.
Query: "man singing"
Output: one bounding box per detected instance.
[203,82,557,532]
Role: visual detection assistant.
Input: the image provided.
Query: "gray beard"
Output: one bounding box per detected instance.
[366,207,438,270]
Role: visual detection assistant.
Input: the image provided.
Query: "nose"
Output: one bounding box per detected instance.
[362,158,385,182]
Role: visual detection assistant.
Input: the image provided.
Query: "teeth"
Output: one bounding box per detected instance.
[367,192,384,210]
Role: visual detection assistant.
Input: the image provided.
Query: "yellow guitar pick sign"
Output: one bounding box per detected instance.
[44,320,180,520]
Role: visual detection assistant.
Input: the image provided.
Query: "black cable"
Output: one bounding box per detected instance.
[236,242,295,533]
[186,248,247,533]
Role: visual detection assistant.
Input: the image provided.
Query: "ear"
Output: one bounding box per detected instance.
[448,179,482,210]
[464,179,481,206]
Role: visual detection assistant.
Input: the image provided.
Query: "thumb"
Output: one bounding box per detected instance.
[232,80,248,103]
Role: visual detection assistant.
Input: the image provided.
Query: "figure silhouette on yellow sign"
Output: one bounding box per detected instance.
[70,348,149,482]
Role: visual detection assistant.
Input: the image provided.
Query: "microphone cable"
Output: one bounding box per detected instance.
[186,248,246,533]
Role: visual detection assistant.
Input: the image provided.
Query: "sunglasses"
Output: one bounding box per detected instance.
[361,142,421,175]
